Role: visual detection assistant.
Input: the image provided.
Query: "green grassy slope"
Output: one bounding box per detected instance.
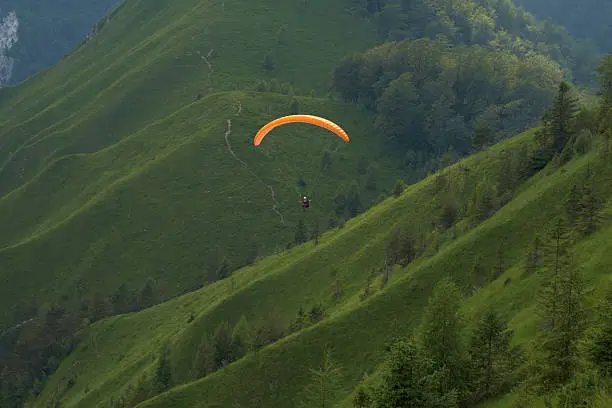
[0,90,399,327]
[0,0,386,327]
[32,130,612,407]
[0,0,377,195]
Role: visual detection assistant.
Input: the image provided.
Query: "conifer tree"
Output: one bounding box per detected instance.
[213,321,234,368]
[154,343,173,393]
[191,333,216,379]
[469,310,520,402]
[299,348,342,408]
[417,277,469,397]
[370,338,459,408]
[231,316,252,359]
[540,265,586,386]
[587,286,612,376]
[549,81,580,154]
[472,120,494,152]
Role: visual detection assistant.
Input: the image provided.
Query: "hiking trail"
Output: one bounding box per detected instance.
[224,108,284,225]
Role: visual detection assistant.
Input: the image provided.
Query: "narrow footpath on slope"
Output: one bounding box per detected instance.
[224,101,285,225]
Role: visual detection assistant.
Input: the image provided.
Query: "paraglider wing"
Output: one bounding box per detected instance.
[253,115,350,146]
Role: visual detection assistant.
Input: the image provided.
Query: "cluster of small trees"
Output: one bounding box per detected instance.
[333,37,562,158]
[348,55,612,408]
[0,276,163,408]
[352,0,598,85]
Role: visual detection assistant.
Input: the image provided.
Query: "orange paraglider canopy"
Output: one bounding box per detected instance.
[253,115,350,146]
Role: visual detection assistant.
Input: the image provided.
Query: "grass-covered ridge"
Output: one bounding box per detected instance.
[0,0,385,328]
[29,121,612,407]
[2,0,612,406]
[0,90,401,328]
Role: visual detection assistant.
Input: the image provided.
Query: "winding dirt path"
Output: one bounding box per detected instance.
[224,116,284,225]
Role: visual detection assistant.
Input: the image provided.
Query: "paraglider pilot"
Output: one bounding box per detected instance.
[299,196,311,211]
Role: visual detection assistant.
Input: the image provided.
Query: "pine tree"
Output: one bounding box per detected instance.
[472,120,494,152]
[288,97,299,114]
[524,235,542,276]
[138,277,156,309]
[549,81,580,154]
[535,241,586,390]
[299,348,343,408]
[469,310,520,402]
[565,183,583,227]
[153,343,173,393]
[191,333,216,379]
[389,227,416,266]
[290,307,308,332]
[353,383,372,408]
[587,287,612,376]
[575,174,604,236]
[539,216,572,331]
[370,338,459,408]
[417,277,469,396]
[215,257,232,281]
[540,265,586,386]
[213,321,234,368]
[231,316,252,359]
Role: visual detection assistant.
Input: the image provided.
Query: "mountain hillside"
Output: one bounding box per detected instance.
[28,105,612,407]
[0,0,385,330]
[2,0,612,406]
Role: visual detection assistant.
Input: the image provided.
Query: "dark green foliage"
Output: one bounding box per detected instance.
[309,304,326,324]
[334,182,363,220]
[110,284,139,315]
[369,338,459,408]
[550,82,580,154]
[472,120,495,152]
[212,321,233,369]
[290,307,308,332]
[468,310,521,403]
[471,181,496,223]
[360,269,377,301]
[299,348,342,408]
[333,37,564,158]
[587,287,612,376]
[553,370,601,408]
[138,277,157,310]
[388,227,416,266]
[153,343,173,393]
[565,170,604,237]
[535,244,586,390]
[288,97,299,114]
[231,316,252,359]
[524,236,542,276]
[191,334,216,379]
[353,383,372,408]
[332,279,343,302]
[392,179,405,197]
[417,277,469,398]
[215,257,233,281]
[438,195,459,230]
[531,82,580,170]
[252,311,286,350]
